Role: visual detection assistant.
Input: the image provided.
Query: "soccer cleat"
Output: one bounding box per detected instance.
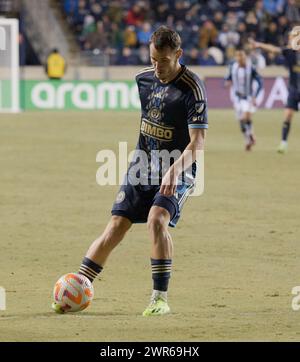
[245,134,256,151]
[277,141,288,154]
[142,297,171,317]
[52,302,66,314]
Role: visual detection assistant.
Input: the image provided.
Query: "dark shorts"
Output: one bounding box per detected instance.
[111,175,195,228]
[286,89,300,111]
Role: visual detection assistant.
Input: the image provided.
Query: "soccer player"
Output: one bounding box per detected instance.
[224,48,263,151]
[52,26,208,316]
[249,27,300,153]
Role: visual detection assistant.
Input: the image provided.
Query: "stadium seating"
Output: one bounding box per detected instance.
[61,0,300,66]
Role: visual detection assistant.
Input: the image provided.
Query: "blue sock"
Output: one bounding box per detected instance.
[151,258,172,292]
[282,121,291,141]
[78,257,103,282]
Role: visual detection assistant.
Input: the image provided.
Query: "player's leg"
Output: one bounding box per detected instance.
[52,215,132,313]
[235,100,247,142]
[79,215,132,278]
[143,205,173,316]
[244,111,256,151]
[278,107,294,153]
[237,100,252,149]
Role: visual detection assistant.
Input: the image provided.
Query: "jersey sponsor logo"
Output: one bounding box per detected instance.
[140,118,174,142]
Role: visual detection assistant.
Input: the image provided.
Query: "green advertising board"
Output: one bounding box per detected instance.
[20,80,140,110]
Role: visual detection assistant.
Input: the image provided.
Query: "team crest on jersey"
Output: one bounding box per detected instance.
[115,191,125,204]
[148,107,161,121]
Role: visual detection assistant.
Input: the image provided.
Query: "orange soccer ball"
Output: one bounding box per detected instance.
[53,273,94,313]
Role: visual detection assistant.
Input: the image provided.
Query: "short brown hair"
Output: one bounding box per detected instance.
[150,26,181,51]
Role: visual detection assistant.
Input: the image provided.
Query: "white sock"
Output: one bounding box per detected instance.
[151,290,167,302]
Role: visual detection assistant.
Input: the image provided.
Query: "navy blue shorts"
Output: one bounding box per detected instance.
[286,89,300,111]
[111,176,195,228]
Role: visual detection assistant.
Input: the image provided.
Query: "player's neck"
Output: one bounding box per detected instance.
[160,63,182,84]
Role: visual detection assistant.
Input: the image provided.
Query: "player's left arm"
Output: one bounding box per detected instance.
[160,128,206,196]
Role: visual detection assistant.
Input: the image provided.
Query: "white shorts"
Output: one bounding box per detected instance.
[233,97,256,120]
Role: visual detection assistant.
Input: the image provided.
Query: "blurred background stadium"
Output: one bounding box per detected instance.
[1,0,299,111]
[2,0,300,66]
[1,0,300,342]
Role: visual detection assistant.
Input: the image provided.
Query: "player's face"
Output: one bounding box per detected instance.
[150,43,182,82]
[236,51,247,66]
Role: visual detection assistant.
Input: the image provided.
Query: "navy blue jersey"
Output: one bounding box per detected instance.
[136,65,208,154]
[131,65,208,184]
[282,48,300,92]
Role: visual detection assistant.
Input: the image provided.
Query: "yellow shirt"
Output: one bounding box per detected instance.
[47,53,65,79]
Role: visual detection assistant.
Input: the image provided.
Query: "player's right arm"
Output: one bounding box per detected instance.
[249,39,282,54]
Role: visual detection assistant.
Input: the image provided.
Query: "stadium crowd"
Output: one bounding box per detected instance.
[62,0,300,66]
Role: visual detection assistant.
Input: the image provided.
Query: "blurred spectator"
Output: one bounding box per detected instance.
[185,4,201,26]
[45,49,66,80]
[199,49,217,66]
[245,11,259,35]
[213,11,224,31]
[82,14,96,37]
[237,22,249,46]
[263,0,285,16]
[73,0,88,30]
[90,2,102,22]
[286,0,300,23]
[61,0,299,66]
[264,22,280,45]
[126,4,144,26]
[254,0,268,36]
[109,23,123,52]
[173,0,189,22]
[84,21,108,51]
[106,1,123,24]
[124,25,138,48]
[185,48,201,65]
[137,22,152,46]
[218,24,240,50]
[226,11,239,31]
[224,0,245,13]
[118,47,139,65]
[199,20,218,49]
[154,2,169,23]
[277,15,289,35]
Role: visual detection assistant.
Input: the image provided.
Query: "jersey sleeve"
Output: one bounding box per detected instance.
[185,82,208,129]
[251,67,263,97]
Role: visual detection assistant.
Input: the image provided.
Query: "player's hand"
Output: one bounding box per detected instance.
[160,170,177,196]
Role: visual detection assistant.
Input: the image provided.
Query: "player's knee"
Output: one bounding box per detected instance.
[147,214,167,234]
[106,216,131,240]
